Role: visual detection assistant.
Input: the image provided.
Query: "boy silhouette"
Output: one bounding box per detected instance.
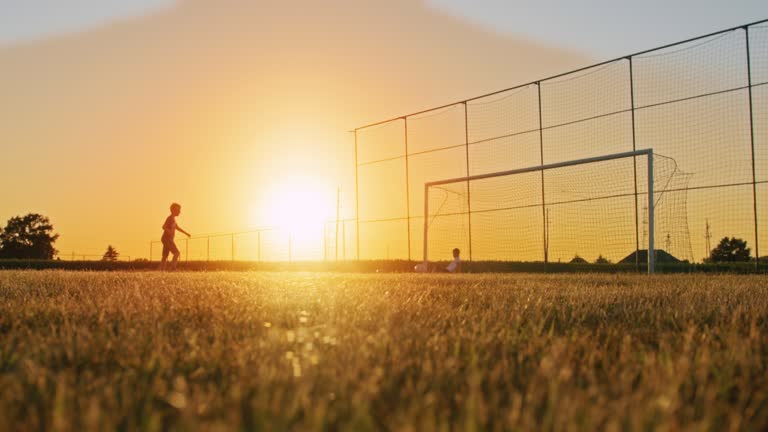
[160,203,190,270]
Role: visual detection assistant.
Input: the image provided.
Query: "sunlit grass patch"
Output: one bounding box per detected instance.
[0,271,766,430]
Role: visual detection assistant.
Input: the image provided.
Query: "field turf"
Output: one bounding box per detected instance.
[0,271,766,431]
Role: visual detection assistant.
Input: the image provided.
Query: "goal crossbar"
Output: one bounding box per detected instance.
[423,149,656,273]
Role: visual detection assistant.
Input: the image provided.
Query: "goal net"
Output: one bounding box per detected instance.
[423,149,693,273]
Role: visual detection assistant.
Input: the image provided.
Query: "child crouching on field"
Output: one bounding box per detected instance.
[415,247,462,273]
[445,248,461,273]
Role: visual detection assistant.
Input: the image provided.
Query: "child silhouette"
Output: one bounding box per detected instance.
[160,203,191,270]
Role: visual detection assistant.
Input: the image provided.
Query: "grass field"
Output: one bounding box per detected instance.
[1,259,766,275]
[1,271,767,431]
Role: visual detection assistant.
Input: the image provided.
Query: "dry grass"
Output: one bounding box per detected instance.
[0,271,767,431]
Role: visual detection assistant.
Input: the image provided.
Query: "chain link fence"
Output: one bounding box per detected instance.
[148,221,358,263]
[353,20,768,268]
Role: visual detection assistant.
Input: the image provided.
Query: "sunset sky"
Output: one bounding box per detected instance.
[0,1,765,261]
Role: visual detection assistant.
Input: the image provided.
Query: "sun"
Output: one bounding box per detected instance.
[256,176,335,238]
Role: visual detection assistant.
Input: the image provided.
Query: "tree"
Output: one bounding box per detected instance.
[0,214,59,259]
[569,254,587,264]
[708,237,751,263]
[594,255,612,264]
[102,245,120,262]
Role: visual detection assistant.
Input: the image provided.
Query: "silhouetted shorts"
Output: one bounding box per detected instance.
[162,238,180,257]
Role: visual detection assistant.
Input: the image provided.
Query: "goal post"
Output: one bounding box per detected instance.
[423,149,658,273]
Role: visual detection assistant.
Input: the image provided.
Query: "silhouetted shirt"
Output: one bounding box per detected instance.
[162,215,176,241]
[447,256,461,273]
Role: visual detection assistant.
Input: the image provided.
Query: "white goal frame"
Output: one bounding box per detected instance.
[423,149,656,273]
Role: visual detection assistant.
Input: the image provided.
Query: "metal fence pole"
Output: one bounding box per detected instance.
[648,150,655,274]
[745,26,760,271]
[323,224,328,262]
[463,102,473,262]
[354,130,361,260]
[423,183,429,266]
[536,82,548,264]
[336,189,340,261]
[629,56,641,272]
[404,117,412,261]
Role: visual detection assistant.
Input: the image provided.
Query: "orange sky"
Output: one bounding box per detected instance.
[0,0,591,260]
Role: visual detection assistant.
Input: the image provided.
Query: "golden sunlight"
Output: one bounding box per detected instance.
[256,176,335,238]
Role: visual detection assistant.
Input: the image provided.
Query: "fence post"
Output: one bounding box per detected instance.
[463,102,473,262]
[628,56,641,272]
[336,188,341,261]
[536,82,548,264]
[404,117,412,261]
[423,183,429,266]
[745,26,760,271]
[648,150,655,274]
[354,129,360,260]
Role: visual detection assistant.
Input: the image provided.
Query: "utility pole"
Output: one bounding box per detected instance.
[705,219,712,261]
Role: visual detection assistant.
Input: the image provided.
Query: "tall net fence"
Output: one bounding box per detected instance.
[425,152,691,265]
[149,221,357,263]
[324,219,357,261]
[354,20,768,267]
[149,228,320,262]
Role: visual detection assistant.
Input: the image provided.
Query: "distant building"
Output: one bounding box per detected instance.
[569,255,588,264]
[619,249,682,264]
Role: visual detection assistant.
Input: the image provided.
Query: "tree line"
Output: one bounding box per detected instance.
[0,213,119,261]
[0,213,758,263]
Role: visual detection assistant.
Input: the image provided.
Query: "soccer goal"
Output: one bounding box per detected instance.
[422,149,693,274]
